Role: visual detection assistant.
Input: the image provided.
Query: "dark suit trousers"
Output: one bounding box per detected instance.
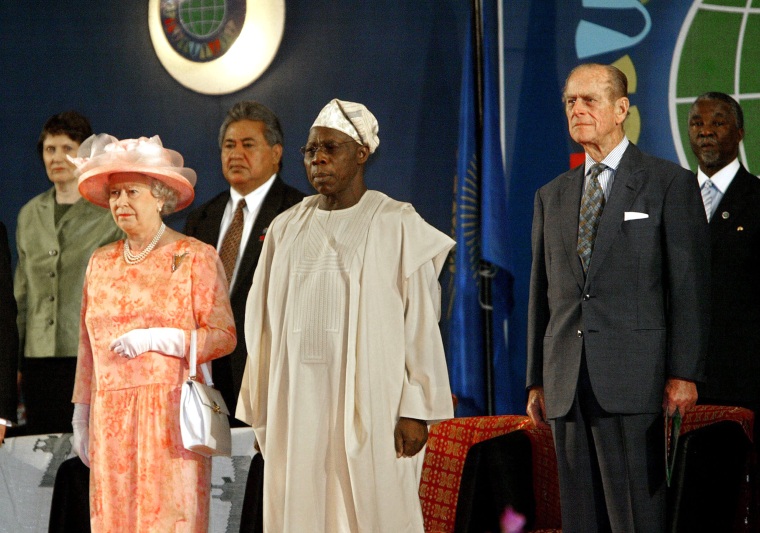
[21,357,77,435]
[239,453,265,533]
[551,355,665,533]
[49,457,91,533]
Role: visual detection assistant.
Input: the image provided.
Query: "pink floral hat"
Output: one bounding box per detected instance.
[70,134,197,211]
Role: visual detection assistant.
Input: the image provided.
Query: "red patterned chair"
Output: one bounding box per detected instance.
[419,406,755,533]
[419,415,560,533]
[668,405,755,532]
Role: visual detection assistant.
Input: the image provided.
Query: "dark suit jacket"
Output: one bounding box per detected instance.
[698,165,760,409]
[184,177,305,419]
[0,222,19,422]
[527,143,710,418]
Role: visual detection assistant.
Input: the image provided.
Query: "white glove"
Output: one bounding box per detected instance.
[109,328,186,359]
[71,403,91,468]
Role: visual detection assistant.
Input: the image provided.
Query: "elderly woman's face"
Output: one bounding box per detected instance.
[108,173,163,235]
[42,134,80,186]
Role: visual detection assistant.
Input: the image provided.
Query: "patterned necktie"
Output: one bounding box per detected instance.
[219,200,246,283]
[577,163,607,274]
[701,179,716,222]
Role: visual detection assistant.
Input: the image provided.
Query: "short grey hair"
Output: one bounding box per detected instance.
[563,63,628,102]
[103,176,179,215]
[151,179,179,216]
[217,101,284,149]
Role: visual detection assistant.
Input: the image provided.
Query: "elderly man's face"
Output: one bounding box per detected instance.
[221,119,282,195]
[303,126,368,207]
[688,99,744,177]
[564,66,628,150]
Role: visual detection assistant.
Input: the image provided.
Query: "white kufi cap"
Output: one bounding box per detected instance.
[310,98,380,153]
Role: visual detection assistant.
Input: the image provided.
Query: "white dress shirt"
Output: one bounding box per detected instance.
[584,136,629,201]
[696,158,740,221]
[216,173,277,290]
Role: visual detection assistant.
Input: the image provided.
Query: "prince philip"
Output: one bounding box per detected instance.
[526,64,710,532]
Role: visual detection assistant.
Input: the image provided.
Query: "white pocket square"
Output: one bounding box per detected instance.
[624,211,649,221]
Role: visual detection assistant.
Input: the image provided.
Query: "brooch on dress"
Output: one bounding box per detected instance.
[172,252,189,272]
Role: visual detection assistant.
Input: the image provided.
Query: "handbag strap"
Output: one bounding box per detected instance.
[188,329,214,387]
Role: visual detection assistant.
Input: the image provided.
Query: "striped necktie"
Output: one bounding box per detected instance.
[577,163,607,274]
[701,179,716,222]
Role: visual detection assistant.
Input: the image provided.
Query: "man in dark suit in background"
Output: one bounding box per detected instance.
[0,221,19,442]
[688,92,760,443]
[185,101,305,419]
[185,101,304,533]
[526,63,710,532]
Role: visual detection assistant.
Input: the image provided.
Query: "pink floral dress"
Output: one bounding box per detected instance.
[72,237,236,532]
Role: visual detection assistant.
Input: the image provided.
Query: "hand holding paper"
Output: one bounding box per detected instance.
[662,377,697,417]
[664,407,682,487]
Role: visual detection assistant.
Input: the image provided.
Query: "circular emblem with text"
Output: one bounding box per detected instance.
[149,0,285,95]
[160,0,245,63]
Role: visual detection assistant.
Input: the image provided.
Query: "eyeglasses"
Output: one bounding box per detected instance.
[299,140,355,159]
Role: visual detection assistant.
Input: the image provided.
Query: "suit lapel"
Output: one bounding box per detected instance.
[586,144,644,282]
[196,192,229,246]
[232,178,286,294]
[710,166,754,245]
[560,166,586,290]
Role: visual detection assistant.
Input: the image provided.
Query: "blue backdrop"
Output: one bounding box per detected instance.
[0,1,467,253]
[448,0,724,415]
[3,1,740,416]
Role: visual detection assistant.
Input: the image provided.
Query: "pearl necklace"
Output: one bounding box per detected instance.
[123,223,166,265]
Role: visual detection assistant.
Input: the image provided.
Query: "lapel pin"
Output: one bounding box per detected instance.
[259,227,268,242]
[737,226,744,232]
[721,211,730,219]
[172,252,189,272]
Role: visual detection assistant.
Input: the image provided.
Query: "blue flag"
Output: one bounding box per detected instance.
[448,10,486,416]
[448,0,518,416]
[481,0,519,415]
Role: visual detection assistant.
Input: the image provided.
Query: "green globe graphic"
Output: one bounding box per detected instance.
[178,0,226,39]
[670,0,760,174]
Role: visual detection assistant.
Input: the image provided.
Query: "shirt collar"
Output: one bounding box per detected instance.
[696,159,740,194]
[228,173,277,209]
[585,137,629,174]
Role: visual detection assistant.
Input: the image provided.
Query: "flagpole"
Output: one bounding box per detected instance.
[472,0,496,416]
[472,0,484,131]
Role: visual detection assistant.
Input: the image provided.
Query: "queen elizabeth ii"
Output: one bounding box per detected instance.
[69,134,236,532]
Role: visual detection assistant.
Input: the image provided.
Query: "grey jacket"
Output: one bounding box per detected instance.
[527,143,710,417]
[15,188,123,359]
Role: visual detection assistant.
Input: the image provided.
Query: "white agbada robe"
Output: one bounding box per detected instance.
[237,190,455,533]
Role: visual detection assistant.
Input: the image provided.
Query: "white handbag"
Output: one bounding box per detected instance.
[179,330,231,457]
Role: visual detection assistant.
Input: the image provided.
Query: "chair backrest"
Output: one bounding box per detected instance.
[420,406,754,533]
[419,415,532,533]
[670,405,756,532]
[680,404,754,441]
[521,423,562,530]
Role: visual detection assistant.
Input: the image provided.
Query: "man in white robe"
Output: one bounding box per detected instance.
[237,99,455,533]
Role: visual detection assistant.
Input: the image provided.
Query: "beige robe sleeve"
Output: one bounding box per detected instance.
[397,214,455,424]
